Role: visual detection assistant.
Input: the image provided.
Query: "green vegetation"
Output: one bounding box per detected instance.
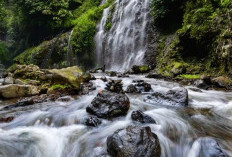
[177,74,201,80]
[50,84,72,90]
[152,0,232,77]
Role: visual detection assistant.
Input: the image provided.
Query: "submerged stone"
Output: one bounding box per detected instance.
[131,110,156,124]
[145,87,188,106]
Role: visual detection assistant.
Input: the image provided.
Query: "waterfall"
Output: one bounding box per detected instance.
[67,30,74,66]
[95,8,110,67]
[95,0,151,71]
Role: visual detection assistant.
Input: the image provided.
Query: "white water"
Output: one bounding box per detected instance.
[67,30,74,66]
[0,74,232,156]
[95,0,151,71]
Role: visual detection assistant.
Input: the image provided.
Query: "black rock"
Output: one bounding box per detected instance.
[194,80,210,90]
[126,80,153,93]
[105,80,123,93]
[146,73,163,79]
[85,116,102,127]
[126,84,138,93]
[145,87,188,106]
[131,110,156,124]
[86,90,130,119]
[101,76,107,82]
[107,125,161,157]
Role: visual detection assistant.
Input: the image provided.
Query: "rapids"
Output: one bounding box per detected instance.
[0,74,232,157]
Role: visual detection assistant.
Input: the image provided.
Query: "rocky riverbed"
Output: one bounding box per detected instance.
[0,71,232,157]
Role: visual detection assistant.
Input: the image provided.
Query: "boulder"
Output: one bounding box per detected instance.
[211,76,232,89]
[105,80,123,93]
[126,84,138,93]
[107,126,161,157]
[145,87,188,106]
[9,64,44,79]
[3,77,14,85]
[131,110,156,124]
[86,90,130,119]
[48,66,83,89]
[0,84,40,99]
[84,116,102,127]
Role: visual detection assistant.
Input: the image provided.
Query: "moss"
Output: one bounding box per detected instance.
[154,0,232,77]
[177,74,201,80]
[139,65,149,73]
[50,84,72,90]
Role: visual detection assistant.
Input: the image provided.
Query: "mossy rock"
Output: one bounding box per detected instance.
[48,66,83,89]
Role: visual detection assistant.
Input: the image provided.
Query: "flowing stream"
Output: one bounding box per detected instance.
[95,0,151,71]
[0,74,232,157]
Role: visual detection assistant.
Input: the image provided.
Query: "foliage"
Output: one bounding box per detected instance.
[71,0,114,68]
[0,41,8,63]
[151,0,186,31]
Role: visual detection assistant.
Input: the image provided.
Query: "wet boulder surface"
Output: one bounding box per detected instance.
[126,80,153,93]
[107,125,161,157]
[84,116,102,127]
[131,110,156,124]
[145,87,188,107]
[86,90,130,119]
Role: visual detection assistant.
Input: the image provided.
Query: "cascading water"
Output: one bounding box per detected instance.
[95,0,151,71]
[67,30,74,66]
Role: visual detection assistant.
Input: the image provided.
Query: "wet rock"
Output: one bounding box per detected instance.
[126,80,153,93]
[86,90,130,119]
[48,66,83,89]
[107,125,161,157]
[8,64,45,79]
[126,84,138,93]
[105,80,123,93]
[2,94,62,110]
[194,80,210,90]
[146,73,163,79]
[101,76,107,82]
[211,76,232,89]
[0,84,40,99]
[90,75,96,80]
[3,77,14,85]
[145,87,188,106]
[80,82,96,95]
[0,117,14,123]
[191,137,226,157]
[107,71,117,77]
[131,110,156,124]
[57,96,73,102]
[80,73,92,83]
[189,88,202,92]
[85,116,102,127]
[15,79,25,85]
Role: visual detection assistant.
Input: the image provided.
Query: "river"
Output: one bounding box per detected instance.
[0,74,231,157]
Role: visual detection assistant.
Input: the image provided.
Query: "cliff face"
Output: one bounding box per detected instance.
[149,0,232,78]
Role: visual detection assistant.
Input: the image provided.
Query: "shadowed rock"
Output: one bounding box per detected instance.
[86,90,130,119]
[107,125,161,157]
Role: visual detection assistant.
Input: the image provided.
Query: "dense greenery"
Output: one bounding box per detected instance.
[11,0,114,69]
[152,0,232,77]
